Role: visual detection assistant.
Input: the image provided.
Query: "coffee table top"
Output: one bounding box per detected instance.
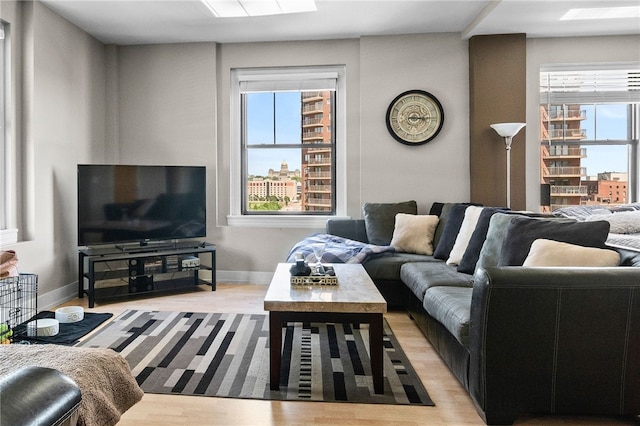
[264,263,387,314]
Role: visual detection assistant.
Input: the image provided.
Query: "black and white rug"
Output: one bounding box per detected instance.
[77,310,433,406]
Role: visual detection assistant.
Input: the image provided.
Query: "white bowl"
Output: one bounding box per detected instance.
[55,306,84,323]
[27,318,59,337]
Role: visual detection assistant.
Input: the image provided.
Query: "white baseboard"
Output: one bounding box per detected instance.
[38,270,272,309]
[38,281,79,311]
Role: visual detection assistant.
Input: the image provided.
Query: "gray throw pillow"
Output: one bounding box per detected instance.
[362,200,417,245]
[457,207,507,274]
[474,213,518,273]
[433,204,469,260]
[432,203,454,249]
[498,216,611,266]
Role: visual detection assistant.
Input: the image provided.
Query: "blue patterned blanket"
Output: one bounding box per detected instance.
[286,233,395,264]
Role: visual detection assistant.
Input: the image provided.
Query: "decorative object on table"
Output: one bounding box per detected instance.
[55,306,85,323]
[385,90,444,145]
[490,122,526,209]
[289,252,338,285]
[78,310,434,406]
[0,250,19,278]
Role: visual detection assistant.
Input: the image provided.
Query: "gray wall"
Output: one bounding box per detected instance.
[4,1,640,306]
[2,1,106,307]
[114,34,470,282]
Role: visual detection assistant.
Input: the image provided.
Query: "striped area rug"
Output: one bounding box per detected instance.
[78,310,434,406]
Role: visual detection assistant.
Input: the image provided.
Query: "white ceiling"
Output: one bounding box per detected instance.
[39,0,640,45]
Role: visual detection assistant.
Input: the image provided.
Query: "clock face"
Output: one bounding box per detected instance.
[386,90,444,145]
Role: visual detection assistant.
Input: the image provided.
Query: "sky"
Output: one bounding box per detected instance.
[245,91,633,178]
[246,92,303,176]
[579,104,629,176]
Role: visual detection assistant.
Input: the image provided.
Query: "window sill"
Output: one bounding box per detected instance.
[0,229,18,246]
[226,215,350,228]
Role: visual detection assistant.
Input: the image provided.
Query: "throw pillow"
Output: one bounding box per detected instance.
[446,206,484,266]
[586,210,640,234]
[433,204,469,260]
[362,200,417,245]
[432,203,454,250]
[474,212,574,273]
[429,202,446,217]
[457,207,506,274]
[390,213,440,255]
[523,239,620,267]
[498,216,611,266]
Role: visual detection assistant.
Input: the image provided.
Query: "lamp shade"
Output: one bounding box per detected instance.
[490,122,526,138]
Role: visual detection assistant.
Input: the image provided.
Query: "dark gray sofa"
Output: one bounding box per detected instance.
[0,366,82,426]
[325,204,640,425]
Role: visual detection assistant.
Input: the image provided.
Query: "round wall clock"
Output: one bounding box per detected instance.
[385,90,444,146]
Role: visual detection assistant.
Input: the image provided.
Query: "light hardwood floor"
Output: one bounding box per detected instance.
[61,283,637,426]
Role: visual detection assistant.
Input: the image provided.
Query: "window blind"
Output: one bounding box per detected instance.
[238,70,337,93]
[540,62,640,104]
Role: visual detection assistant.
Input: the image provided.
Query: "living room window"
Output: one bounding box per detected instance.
[539,64,640,212]
[228,66,347,227]
[0,21,16,245]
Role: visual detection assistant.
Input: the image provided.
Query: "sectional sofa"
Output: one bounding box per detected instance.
[324,200,640,425]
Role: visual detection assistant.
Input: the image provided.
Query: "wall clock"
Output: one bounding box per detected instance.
[385,90,444,146]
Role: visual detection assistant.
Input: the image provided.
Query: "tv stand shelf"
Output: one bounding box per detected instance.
[78,243,216,308]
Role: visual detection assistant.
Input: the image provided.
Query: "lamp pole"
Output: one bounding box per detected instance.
[490,123,526,209]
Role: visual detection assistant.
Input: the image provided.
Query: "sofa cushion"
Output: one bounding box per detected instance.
[432,203,454,250]
[523,239,621,267]
[423,286,473,348]
[475,212,575,273]
[363,253,437,282]
[586,210,640,234]
[447,206,484,266]
[390,214,439,255]
[475,213,522,273]
[433,204,469,260]
[457,207,506,274]
[498,216,611,266]
[362,200,417,245]
[401,262,473,301]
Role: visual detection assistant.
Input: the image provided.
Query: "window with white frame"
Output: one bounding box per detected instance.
[0,21,16,245]
[539,63,640,212]
[228,66,347,227]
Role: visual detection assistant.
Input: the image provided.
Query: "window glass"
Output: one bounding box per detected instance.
[539,65,640,212]
[0,22,6,230]
[242,89,335,214]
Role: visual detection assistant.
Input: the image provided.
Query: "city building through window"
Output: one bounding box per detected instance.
[539,64,640,212]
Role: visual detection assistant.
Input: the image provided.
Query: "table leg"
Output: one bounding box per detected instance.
[370,313,384,394]
[269,311,282,390]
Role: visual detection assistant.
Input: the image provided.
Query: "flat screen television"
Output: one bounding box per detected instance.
[77,164,206,247]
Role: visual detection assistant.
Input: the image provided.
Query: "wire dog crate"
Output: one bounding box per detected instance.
[0,273,38,343]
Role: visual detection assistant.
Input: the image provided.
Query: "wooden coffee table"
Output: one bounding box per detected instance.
[264,263,388,394]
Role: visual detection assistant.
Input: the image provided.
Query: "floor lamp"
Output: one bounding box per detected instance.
[490,122,526,209]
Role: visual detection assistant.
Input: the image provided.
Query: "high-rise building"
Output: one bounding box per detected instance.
[300,91,333,212]
[539,104,587,211]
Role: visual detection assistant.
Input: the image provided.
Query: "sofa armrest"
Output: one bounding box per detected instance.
[326,219,369,243]
[0,366,82,426]
[468,266,640,425]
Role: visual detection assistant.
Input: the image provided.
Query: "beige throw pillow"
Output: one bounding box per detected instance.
[390,214,439,255]
[523,239,620,267]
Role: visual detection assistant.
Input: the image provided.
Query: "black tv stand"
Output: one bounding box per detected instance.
[78,242,216,308]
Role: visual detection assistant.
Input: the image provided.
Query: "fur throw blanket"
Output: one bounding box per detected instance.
[0,345,143,426]
[286,233,395,264]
